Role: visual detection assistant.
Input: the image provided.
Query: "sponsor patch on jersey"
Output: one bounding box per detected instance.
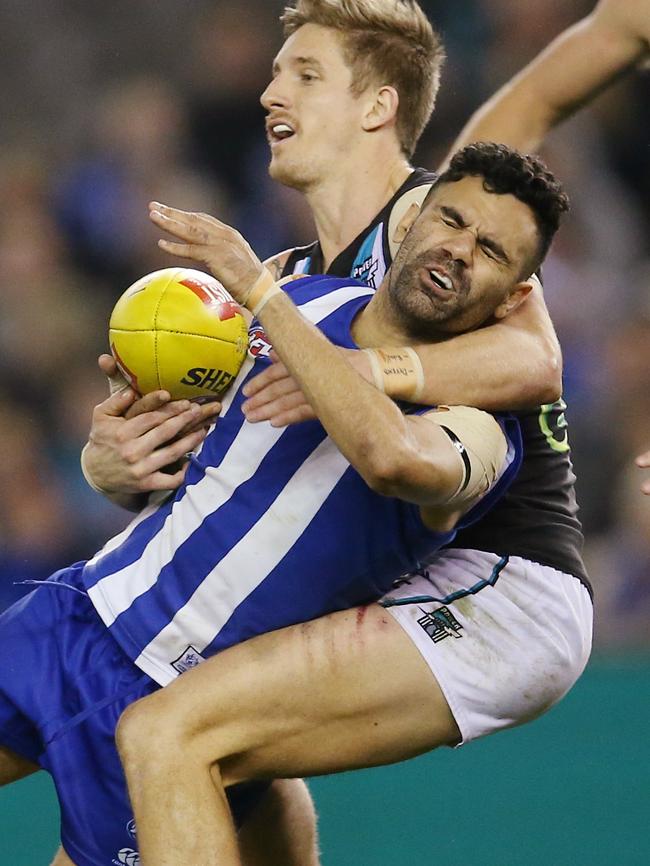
[113,848,140,866]
[417,606,463,643]
[171,645,205,674]
[352,255,380,287]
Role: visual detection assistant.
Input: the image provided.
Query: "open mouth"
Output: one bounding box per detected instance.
[422,267,454,296]
[268,122,296,144]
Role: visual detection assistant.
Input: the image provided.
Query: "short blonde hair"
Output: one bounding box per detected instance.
[281,0,444,158]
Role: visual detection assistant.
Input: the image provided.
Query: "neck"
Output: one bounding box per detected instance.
[351,283,411,348]
[305,153,413,270]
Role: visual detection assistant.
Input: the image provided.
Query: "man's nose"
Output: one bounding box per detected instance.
[260,77,289,112]
[441,231,473,267]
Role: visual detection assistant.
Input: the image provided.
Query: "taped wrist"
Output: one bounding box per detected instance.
[242,268,282,317]
[80,443,107,494]
[362,347,425,402]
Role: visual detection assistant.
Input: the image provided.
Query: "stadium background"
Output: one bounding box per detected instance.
[0,0,648,862]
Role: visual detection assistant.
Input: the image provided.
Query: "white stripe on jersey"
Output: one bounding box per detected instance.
[134,436,350,684]
[87,418,287,625]
[86,281,373,636]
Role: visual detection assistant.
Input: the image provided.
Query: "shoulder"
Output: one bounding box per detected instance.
[387,169,436,260]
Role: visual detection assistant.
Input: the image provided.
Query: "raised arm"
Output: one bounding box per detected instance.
[446,0,649,160]
[149,203,510,528]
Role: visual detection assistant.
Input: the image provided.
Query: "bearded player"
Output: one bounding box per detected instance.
[80,1,591,864]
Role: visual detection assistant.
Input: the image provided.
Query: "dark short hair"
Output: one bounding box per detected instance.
[437,142,570,272]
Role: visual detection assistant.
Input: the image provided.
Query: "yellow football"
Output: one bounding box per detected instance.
[109,268,248,400]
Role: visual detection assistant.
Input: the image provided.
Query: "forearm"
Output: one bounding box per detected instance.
[402,289,561,412]
[447,9,646,159]
[256,292,415,485]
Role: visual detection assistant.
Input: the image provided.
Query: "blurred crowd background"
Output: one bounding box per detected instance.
[0,0,648,650]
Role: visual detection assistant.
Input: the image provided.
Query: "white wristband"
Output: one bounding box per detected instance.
[80,443,107,493]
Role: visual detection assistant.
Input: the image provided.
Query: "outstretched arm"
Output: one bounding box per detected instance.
[446,0,649,160]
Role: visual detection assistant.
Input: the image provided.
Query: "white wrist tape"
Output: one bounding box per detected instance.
[362,347,425,402]
[242,268,282,317]
[80,443,107,493]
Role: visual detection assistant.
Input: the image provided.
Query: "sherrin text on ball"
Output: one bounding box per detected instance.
[109,268,248,400]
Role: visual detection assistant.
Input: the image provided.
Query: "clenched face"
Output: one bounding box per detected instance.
[387,175,540,338]
[260,24,372,190]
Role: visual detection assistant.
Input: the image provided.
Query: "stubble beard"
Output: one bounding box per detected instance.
[388,253,470,340]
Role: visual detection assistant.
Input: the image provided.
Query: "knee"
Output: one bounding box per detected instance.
[116,689,186,771]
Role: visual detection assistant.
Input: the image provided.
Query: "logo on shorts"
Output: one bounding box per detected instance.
[114,848,140,866]
[126,819,137,840]
[417,606,463,643]
[171,645,205,674]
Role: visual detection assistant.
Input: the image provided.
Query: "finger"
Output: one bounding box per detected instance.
[179,401,221,435]
[157,238,204,260]
[142,466,189,492]
[242,360,290,397]
[641,479,650,496]
[124,402,199,441]
[269,405,316,427]
[150,202,228,232]
[140,427,208,477]
[96,388,138,418]
[242,376,298,412]
[245,391,311,423]
[123,390,173,420]
[128,404,208,457]
[635,450,650,467]
[98,354,118,377]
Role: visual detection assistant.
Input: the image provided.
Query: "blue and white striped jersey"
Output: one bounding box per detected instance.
[82,275,522,685]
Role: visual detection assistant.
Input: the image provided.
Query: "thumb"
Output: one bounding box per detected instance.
[98,353,131,396]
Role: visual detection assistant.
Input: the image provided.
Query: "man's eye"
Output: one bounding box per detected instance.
[300,73,317,82]
[480,244,497,260]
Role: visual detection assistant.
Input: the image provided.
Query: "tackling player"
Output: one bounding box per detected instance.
[0,145,571,866]
[113,146,591,866]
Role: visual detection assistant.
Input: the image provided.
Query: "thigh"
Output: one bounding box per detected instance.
[383,550,593,743]
[0,743,39,786]
[137,603,460,783]
[50,847,77,866]
[238,779,319,866]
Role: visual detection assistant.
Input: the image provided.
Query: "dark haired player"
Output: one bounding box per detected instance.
[112,144,592,866]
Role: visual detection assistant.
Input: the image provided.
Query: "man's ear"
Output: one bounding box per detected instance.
[493,280,535,319]
[362,85,399,132]
[391,202,420,247]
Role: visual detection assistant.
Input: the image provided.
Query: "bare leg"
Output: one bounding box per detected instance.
[117,604,459,866]
[239,779,319,866]
[0,744,39,786]
[50,848,77,866]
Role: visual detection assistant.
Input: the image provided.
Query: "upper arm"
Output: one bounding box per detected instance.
[375,406,508,531]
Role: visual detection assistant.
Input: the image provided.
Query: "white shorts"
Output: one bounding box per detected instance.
[382,549,593,745]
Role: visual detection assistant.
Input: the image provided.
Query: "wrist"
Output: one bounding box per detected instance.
[80,443,108,494]
[362,347,425,402]
[241,268,283,317]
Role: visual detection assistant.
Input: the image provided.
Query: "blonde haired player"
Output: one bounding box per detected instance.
[447,0,650,489]
[80,0,592,863]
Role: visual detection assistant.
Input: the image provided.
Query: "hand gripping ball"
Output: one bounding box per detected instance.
[109,268,249,400]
